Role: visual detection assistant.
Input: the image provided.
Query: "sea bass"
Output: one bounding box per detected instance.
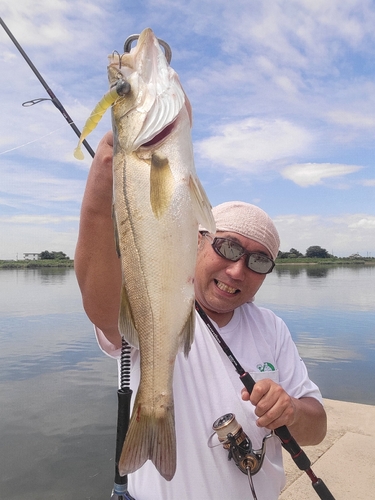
[108,29,215,481]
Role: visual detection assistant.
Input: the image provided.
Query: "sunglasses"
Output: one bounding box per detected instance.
[205,234,275,275]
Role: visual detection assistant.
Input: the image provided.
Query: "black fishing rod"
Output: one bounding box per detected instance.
[0,16,95,158]
[195,301,336,500]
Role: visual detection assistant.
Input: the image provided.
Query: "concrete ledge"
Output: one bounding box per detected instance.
[280,398,375,499]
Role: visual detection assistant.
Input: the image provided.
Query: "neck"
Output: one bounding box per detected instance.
[195,301,234,328]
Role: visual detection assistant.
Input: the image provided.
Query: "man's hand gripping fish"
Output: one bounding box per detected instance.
[74,28,215,481]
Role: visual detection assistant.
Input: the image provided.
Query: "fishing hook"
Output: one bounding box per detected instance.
[123,34,172,63]
[112,50,124,69]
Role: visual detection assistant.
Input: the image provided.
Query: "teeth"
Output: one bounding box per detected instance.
[216,280,237,294]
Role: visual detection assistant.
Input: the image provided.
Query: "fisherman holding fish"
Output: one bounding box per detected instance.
[75,134,326,500]
[75,28,326,500]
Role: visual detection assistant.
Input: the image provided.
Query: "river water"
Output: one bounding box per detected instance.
[0,265,374,499]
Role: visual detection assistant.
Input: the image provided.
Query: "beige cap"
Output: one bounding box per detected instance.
[211,201,280,260]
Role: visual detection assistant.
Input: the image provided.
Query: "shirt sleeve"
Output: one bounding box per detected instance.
[94,325,121,359]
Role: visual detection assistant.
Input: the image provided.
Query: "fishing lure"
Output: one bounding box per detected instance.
[73,78,130,160]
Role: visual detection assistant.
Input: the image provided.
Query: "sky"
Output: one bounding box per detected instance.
[0,0,374,260]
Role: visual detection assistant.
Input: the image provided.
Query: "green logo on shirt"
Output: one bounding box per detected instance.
[257,362,275,372]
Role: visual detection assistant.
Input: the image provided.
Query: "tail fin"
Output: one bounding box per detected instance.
[119,401,176,481]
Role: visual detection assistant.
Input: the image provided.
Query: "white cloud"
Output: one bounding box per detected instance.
[196,118,313,172]
[1,0,375,262]
[326,110,375,129]
[282,163,362,187]
[347,217,375,229]
[0,0,114,55]
[360,179,375,187]
[1,162,86,205]
[215,0,375,71]
[0,217,79,260]
[0,215,79,225]
[274,213,375,256]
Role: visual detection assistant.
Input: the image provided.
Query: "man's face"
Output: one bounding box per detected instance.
[194,231,271,326]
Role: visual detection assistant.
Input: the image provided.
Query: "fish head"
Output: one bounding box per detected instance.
[108,28,191,152]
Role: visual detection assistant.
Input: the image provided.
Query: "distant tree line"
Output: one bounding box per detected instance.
[39,250,70,260]
[278,245,333,259]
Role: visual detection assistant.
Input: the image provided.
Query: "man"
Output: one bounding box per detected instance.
[75,132,326,499]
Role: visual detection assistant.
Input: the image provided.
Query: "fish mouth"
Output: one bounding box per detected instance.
[215,279,240,295]
[140,119,176,149]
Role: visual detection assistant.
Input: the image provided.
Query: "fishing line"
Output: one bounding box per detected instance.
[0,125,67,156]
[0,104,112,157]
[0,16,95,159]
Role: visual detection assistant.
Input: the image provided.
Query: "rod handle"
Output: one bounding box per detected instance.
[114,389,133,484]
[312,478,336,500]
[274,426,311,470]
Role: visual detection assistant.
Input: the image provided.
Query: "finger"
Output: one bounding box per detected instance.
[256,396,296,429]
[241,388,250,401]
[249,379,273,406]
[105,130,114,147]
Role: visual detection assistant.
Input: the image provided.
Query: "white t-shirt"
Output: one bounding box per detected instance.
[96,302,322,500]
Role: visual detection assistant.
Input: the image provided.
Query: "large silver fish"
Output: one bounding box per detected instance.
[107,29,215,481]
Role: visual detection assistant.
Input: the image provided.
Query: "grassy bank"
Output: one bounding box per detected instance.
[1,258,374,269]
[0,259,74,269]
[275,257,375,265]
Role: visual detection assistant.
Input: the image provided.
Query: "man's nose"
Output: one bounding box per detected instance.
[225,256,247,280]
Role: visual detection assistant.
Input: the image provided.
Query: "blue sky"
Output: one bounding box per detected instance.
[0,0,374,259]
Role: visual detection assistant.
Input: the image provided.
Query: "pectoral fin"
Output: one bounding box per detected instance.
[189,174,216,233]
[118,285,139,349]
[150,153,175,218]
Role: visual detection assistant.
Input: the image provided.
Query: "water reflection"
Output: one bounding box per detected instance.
[37,266,72,284]
[0,313,100,382]
[275,265,304,277]
[275,262,375,279]
[305,266,330,278]
[0,362,118,500]
[257,265,375,405]
[0,268,83,316]
[296,332,363,363]
[259,264,375,312]
[0,266,374,499]
[0,268,119,499]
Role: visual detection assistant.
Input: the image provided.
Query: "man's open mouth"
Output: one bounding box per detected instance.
[215,279,239,295]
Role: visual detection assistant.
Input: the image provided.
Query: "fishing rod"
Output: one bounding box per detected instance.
[0,16,135,499]
[195,301,336,500]
[0,16,95,158]
[111,339,135,500]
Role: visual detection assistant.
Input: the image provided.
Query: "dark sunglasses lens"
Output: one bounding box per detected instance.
[247,254,274,273]
[215,239,243,260]
[213,238,274,274]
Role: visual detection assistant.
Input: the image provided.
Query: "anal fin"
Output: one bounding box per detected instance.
[179,305,195,358]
